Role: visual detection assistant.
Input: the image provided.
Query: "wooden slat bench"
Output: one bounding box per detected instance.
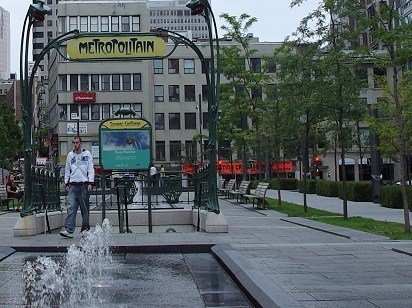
[0,185,16,211]
[217,178,226,196]
[243,182,270,209]
[228,180,250,203]
[218,179,236,198]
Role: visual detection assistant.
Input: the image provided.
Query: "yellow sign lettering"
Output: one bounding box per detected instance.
[67,36,167,59]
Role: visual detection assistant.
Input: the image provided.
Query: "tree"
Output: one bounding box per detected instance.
[218,13,272,180]
[0,102,23,170]
[345,0,412,232]
[290,0,369,218]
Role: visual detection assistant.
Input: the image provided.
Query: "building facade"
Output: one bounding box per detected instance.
[0,6,10,80]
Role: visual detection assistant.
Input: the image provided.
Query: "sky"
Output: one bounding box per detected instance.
[2,0,319,76]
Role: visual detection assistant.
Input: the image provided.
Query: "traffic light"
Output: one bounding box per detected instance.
[218,160,223,174]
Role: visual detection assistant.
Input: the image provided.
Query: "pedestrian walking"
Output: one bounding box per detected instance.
[150,164,157,187]
[60,136,94,238]
[160,164,165,187]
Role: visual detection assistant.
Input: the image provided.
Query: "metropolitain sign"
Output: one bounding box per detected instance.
[67,36,167,59]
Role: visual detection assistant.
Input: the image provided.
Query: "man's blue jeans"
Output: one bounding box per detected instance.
[64,184,90,234]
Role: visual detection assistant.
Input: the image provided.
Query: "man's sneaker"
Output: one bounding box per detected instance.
[80,229,90,238]
[60,230,73,238]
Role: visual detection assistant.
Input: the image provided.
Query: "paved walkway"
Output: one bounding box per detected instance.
[1,190,412,307]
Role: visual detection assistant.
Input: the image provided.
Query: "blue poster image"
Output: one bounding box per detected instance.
[100,130,150,170]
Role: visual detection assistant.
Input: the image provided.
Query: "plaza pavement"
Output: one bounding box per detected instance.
[1,190,412,307]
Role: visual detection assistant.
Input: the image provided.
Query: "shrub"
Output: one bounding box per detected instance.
[379,185,412,210]
[345,182,372,202]
[270,178,298,190]
[316,180,339,197]
[298,179,317,194]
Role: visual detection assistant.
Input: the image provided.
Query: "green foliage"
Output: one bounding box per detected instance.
[270,178,298,190]
[298,179,317,194]
[0,102,23,168]
[379,186,412,211]
[315,180,339,197]
[345,181,372,202]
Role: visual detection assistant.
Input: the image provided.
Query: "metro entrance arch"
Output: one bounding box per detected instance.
[19,1,221,224]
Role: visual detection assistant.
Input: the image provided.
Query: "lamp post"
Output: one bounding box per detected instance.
[367,89,382,203]
[20,0,51,217]
[300,114,309,212]
[186,0,220,213]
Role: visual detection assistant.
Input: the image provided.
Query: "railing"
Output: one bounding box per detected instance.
[193,164,210,210]
[58,171,196,211]
[31,166,61,213]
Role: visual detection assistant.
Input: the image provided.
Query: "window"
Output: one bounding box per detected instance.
[133,103,142,117]
[202,85,208,101]
[169,113,181,129]
[69,16,77,31]
[59,75,67,91]
[90,16,98,32]
[169,85,180,102]
[80,16,88,32]
[185,113,196,129]
[80,74,89,91]
[266,59,276,73]
[202,112,209,130]
[153,59,163,74]
[111,16,119,32]
[184,85,195,102]
[70,104,79,119]
[184,59,195,74]
[133,73,141,90]
[60,105,67,120]
[102,74,110,90]
[250,58,261,73]
[91,74,99,90]
[202,58,211,74]
[156,141,165,161]
[81,104,89,120]
[185,140,197,161]
[169,141,181,161]
[155,113,165,130]
[154,85,164,102]
[101,16,109,32]
[121,16,130,32]
[102,104,110,119]
[132,16,140,31]
[122,74,131,90]
[113,103,121,115]
[91,104,100,120]
[112,75,120,90]
[70,74,78,91]
[252,87,262,100]
[168,59,179,74]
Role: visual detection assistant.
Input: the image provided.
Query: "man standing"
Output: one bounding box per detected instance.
[60,136,94,238]
[150,164,157,187]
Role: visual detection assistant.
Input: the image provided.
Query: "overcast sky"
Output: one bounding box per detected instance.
[3,0,318,76]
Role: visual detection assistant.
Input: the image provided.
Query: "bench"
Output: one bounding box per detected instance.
[217,178,226,196]
[0,185,16,211]
[243,182,270,209]
[218,179,236,198]
[228,180,250,203]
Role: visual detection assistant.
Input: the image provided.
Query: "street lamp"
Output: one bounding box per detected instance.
[300,114,309,212]
[186,0,220,213]
[367,89,382,203]
[20,0,51,217]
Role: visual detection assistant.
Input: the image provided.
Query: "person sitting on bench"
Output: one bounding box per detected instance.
[6,174,23,212]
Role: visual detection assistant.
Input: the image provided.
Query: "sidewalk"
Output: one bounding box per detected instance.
[1,192,412,307]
